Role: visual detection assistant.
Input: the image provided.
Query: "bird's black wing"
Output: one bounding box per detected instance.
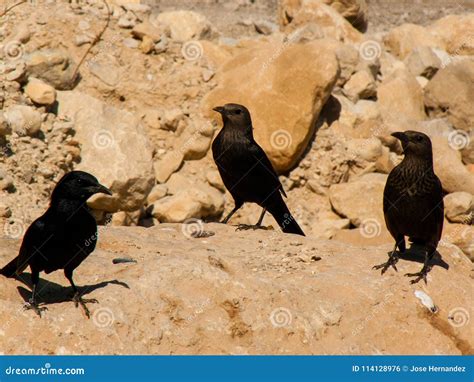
[1,214,56,277]
[248,140,287,198]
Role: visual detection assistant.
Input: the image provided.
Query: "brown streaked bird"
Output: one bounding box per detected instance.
[1,171,112,317]
[373,131,444,284]
[211,103,305,236]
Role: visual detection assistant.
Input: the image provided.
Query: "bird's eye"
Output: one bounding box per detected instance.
[416,136,423,142]
[235,109,242,115]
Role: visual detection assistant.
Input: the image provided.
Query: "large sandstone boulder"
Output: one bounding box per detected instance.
[278,0,363,42]
[203,39,340,172]
[329,173,386,227]
[424,60,474,132]
[432,137,474,195]
[57,91,155,212]
[323,0,368,31]
[0,224,471,354]
[428,14,474,56]
[279,0,368,32]
[377,68,426,123]
[383,24,443,59]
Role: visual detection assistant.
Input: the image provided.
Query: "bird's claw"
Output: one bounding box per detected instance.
[23,300,48,318]
[405,270,429,285]
[235,224,269,232]
[72,293,98,319]
[372,256,399,275]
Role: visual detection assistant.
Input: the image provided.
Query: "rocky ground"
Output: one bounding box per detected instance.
[0,0,473,354]
[0,224,472,354]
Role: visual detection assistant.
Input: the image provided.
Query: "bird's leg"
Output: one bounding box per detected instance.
[372,241,400,274]
[405,249,433,285]
[221,204,241,224]
[65,269,98,319]
[236,208,270,231]
[256,208,266,227]
[23,271,47,317]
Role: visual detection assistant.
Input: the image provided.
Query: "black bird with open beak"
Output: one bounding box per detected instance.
[373,131,444,284]
[211,103,305,236]
[1,171,112,317]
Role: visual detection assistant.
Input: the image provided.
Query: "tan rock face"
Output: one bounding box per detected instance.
[432,137,474,195]
[3,105,42,136]
[24,49,77,90]
[424,60,474,132]
[57,91,155,212]
[322,0,368,31]
[383,24,443,59]
[24,77,57,105]
[329,173,386,227]
[132,21,162,43]
[443,223,474,261]
[279,0,367,32]
[404,46,441,79]
[428,14,474,56]
[151,184,224,222]
[154,151,184,184]
[342,70,376,102]
[444,192,474,224]
[154,11,212,42]
[203,39,339,172]
[0,224,471,354]
[377,68,426,123]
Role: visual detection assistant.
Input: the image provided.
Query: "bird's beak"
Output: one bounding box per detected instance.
[391,132,408,144]
[88,183,112,196]
[213,106,225,115]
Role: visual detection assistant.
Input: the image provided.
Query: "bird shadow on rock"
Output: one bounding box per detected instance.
[395,246,449,271]
[298,95,341,164]
[13,273,129,306]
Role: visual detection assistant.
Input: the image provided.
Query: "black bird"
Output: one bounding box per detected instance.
[212,103,305,236]
[373,131,444,284]
[0,171,112,317]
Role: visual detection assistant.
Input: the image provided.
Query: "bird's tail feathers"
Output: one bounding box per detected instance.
[267,198,305,236]
[0,256,26,278]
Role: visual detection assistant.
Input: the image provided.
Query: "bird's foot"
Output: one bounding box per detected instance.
[23,299,48,318]
[405,266,431,285]
[72,293,98,319]
[372,255,399,275]
[235,224,269,232]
